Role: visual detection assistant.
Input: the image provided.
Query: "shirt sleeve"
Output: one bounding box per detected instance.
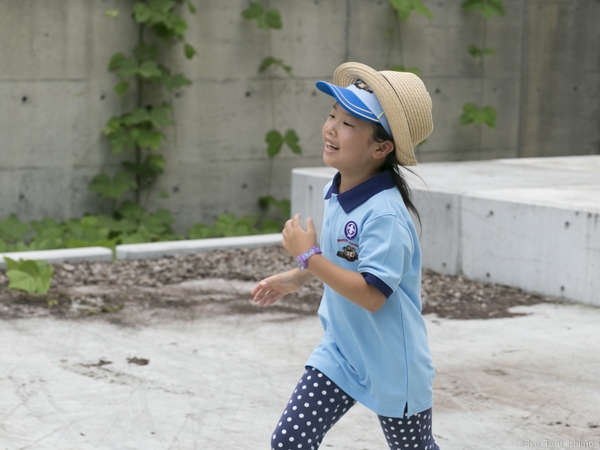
[357,214,414,298]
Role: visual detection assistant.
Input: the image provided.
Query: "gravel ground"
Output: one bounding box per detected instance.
[0,246,557,321]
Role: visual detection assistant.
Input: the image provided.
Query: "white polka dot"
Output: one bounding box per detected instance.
[302,385,307,390]
[329,398,335,403]
[293,425,299,430]
[287,417,292,422]
[289,437,294,442]
[307,376,312,380]
[297,395,302,400]
[317,373,323,377]
[317,400,322,405]
[390,427,395,431]
[324,408,329,412]
[312,411,317,415]
[321,390,327,395]
[304,402,309,407]
[299,413,304,418]
[293,406,297,410]
[318,418,323,422]
[326,381,331,385]
[278,444,283,448]
[306,421,311,426]
[309,393,314,397]
[281,429,287,435]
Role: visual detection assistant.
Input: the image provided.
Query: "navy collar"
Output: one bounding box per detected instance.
[325,171,396,213]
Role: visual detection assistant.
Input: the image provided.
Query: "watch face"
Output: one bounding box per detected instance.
[295,256,305,270]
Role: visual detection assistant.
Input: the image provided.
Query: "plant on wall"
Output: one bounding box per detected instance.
[462,0,505,19]
[460,103,497,128]
[460,0,503,130]
[241,2,302,229]
[389,0,433,20]
[91,0,196,207]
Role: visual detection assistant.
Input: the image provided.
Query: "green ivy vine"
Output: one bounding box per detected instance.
[241,2,302,229]
[92,0,196,207]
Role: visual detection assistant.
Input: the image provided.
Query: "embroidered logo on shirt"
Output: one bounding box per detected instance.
[337,246,358,262]
[344,221,358,240]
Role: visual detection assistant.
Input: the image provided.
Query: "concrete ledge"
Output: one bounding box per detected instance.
[291,156,600,307]
[116,233,282,261]
[0,247,113,269]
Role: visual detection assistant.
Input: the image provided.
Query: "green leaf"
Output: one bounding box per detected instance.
[259,57,292,76]
[115,57,140,81]
[411,0,433,19]
[159,191,169,199]
[4,258,54,295]
[187,222,213,239]
[460,103,497,128]
[390,65,421,77]
[241,2,264,20]
[389,0,433,20]
[114,81,129,96]
[133,3,152,23]
[106,127,136,155]
[108,53,126,72]
[184,43,196,59]
[122,154,165,183]
[185,0,197,14]
[0,214,30,243]
[163,73,192,91]
[134,129,164,150]
[258,196,291,218]
[462,0,505,18]
[138,60,162,79]
[117,200,146,221]
[468,45,495,58]
[134,43,159,62]
[264,8,282,29]
[265,130,284,157]
[149,104,174,127]
[284,129,302,154]
[88,171,138,200]
[105,9,119,18]
[122,107,152,126]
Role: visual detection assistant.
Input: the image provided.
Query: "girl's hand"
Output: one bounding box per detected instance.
[282,214,317,258]
[251,270,304,306]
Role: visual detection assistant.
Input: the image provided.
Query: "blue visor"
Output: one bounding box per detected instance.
[316,80,392,137]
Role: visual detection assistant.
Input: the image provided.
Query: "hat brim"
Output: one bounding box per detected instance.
[333,63,424,166]
[316,81,379,124]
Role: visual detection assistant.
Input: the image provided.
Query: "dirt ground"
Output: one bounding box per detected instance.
[0,246,558,322]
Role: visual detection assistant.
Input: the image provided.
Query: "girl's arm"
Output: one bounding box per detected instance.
[251,268,316,306]
[282,214,387,313]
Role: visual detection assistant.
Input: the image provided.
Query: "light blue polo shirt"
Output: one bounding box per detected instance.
[305,170,435,418]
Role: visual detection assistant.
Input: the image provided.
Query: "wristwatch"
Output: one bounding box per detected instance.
[295,246,322,270]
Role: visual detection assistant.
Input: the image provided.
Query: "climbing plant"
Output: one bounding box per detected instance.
[241,2,302,228]
[462,0,505,19]
[460,0,504,129]
[91,0,196,207]
[389,0,433,20]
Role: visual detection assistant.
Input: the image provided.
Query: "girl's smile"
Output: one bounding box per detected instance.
[322,103,392,192]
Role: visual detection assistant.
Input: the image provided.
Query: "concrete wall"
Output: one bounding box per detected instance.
[1,0,598,232]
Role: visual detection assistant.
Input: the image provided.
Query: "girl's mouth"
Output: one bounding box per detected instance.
[325,142,339,152]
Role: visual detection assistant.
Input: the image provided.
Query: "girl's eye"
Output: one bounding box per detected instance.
[343,121,354,127]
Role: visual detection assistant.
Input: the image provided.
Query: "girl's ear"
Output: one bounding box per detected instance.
[372,140,395,160]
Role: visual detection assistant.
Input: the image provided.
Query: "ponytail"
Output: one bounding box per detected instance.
[372,123,422,229]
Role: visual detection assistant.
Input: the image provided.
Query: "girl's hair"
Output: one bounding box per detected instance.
[372,123,421,228]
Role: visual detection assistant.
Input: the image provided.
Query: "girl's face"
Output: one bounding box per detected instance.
[321,103,383,178]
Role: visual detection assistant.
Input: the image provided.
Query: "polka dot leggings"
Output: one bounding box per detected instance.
[271,367,440,450]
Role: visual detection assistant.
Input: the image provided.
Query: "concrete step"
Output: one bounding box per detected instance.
[291,156,600,306]
[0,247,113,269]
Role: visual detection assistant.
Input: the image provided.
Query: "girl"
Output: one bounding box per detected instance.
[251,62,440,450]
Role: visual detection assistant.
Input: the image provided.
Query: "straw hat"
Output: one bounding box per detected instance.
[332,62,433,166]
